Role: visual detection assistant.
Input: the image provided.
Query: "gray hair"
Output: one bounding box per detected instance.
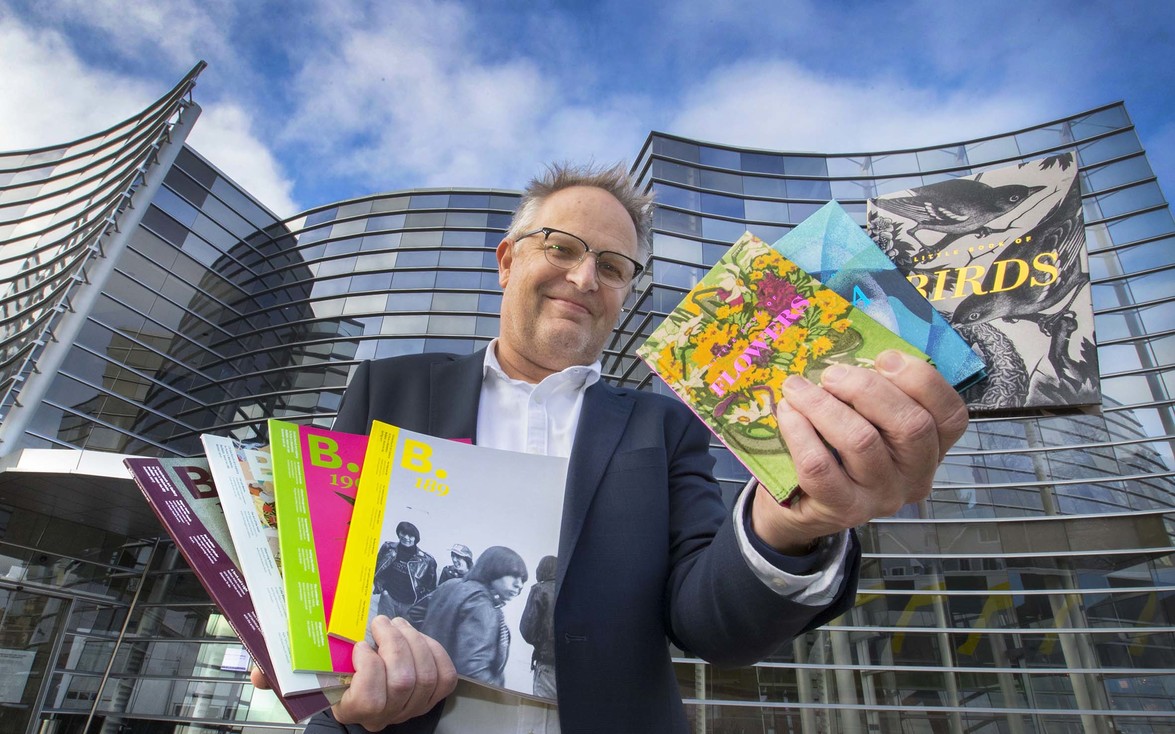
[506,162,654,262]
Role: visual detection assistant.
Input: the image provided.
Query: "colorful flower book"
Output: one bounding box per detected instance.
[771,200,986,391]
[636,232,929,505]
[270,419,365,674]
[124,456,340,721]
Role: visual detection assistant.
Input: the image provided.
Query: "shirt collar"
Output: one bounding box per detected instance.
[482,338,601,391]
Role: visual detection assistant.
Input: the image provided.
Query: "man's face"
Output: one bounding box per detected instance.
[397,531,417,548]
[451,555,470,573]
[495,186,639,381]
[491,574,525,602]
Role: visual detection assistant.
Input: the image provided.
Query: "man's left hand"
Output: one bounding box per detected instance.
[752,349,969,555]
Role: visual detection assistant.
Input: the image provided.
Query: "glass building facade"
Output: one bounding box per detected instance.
[1,66,1172,733]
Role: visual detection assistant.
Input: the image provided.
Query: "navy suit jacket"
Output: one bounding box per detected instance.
[311,349,860,734]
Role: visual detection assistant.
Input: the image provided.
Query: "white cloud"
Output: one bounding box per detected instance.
[0,19,156,148]
[187,102,299,217]
[0,14,297,216]
[282,0,650,193]
[667,59,1049,155]
[12,0,237,69]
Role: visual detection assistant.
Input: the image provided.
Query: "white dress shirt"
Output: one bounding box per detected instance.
[435,341,848,734]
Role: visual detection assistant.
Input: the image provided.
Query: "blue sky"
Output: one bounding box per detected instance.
[2,1,1173,219]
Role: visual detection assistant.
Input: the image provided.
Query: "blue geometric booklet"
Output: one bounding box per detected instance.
[772,201,987,390]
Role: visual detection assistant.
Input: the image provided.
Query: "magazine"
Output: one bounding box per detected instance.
[200,435,347,694]
[636,231,929,505]
[771,200,986,391]
[270,418,365,674]
[867,154,1098,411]
[330,421,569,700]
[124,456,339,721]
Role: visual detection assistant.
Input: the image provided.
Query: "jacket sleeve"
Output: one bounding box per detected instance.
[519,585,542,644]
[372,542,392,595]
[302,703,445,734]
[662,403,861,667]
[420,555,438,597]
[451,598,501,683]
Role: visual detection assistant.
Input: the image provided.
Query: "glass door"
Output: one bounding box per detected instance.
[0,584,70,734]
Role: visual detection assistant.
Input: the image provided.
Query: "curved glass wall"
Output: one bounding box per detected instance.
[4,157,520,456]
[0,64,205,446]
[626,103,1175,733]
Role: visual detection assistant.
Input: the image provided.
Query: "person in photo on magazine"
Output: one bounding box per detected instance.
[372,522,437,619]
[255,162,968,734]
[413,546,528,688]
[437,544,474,585]
[520,554,557,699]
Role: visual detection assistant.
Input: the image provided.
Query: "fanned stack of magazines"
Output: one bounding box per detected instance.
[125,422,568,721]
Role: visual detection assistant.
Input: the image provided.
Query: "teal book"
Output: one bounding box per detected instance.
[772,201,987,391]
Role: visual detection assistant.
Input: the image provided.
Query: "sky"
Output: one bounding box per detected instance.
[2,1,1173,220]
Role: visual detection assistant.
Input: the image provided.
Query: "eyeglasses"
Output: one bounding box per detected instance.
[515,227,644,289]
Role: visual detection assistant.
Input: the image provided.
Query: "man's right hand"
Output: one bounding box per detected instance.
[252,615,457,731]
[334,615,457,731]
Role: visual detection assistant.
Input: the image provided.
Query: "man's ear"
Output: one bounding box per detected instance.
[496,238,514,288]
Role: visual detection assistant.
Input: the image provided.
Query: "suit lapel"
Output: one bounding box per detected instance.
[427,349,485,441]
[557,380,635,591]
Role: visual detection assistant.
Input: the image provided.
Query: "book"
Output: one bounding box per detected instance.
[270,419,365,674]
[200,435,347,694]
[771,200,987,391]
[270,419,331,672]
[867,154,1098,412]
[330,421,569,700]
[636,231,929,505]
[123,456,339,721]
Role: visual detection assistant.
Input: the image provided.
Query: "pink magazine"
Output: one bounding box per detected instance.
[299,425,367,673]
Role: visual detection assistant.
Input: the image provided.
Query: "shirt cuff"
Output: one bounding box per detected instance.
[733,479,850,606]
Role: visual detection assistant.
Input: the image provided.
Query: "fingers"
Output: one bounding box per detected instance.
[333,616,457,731]
[872,351,970,458]
[249,665,272,690]
[773,380,851,504]
[375,617,452,723]
[817,360,940,496]
[769,352,968,530]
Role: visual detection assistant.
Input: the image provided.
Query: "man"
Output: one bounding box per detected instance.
[437,544,474,585]
[520,555,558,699]
[418,546,528,688]
[372,521,437,619]
[262,163,968,733]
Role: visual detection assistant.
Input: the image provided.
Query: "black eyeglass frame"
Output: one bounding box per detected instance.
[515,227,646,287]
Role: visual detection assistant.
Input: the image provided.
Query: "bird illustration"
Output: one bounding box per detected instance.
[873,178,1045,250]
[952,175,1085,330]
[952,176,1097,398]
[957,321,1029,411]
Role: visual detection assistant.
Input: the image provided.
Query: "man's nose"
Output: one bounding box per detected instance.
[565,255,599,291]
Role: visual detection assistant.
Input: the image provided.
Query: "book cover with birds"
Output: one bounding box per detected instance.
[867,154,1099,412]
[636,231,929,505]
[771,200,987,391]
